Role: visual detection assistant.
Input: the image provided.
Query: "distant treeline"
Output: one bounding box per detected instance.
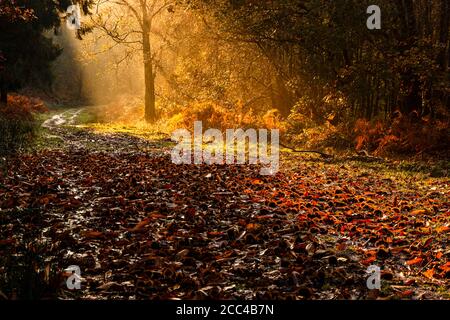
[195,0,449,122]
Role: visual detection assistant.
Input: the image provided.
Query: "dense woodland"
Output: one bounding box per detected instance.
[1,0,449,154]
[0,0,449,301]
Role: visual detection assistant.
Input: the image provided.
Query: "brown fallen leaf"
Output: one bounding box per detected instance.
[404,279,416,286]
[97,282,122,291]
[149,212,166,219]
[0,238,15,247]
[82,231,104,239]
[129,218,151,233]
[176,249,190,259]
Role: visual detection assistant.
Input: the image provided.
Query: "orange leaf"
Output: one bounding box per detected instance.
[423,269,435,279]
[208,231,224,237]
[439,262,450,272]
[436,252,443,259]
[436,226,450,233]
[365,250,377,256]
[419,227,431,233]
[401,290,414,297]
[246,223,262,231]
[406,257,423,266]
[361,256,376,265]
[411,209,427,215]
[251,179,263,185]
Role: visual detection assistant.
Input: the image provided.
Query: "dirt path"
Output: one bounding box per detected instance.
[42,108,84,128]
[40,108,170,153]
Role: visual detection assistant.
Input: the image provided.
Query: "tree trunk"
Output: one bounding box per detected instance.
[439,0,449,72]
[404,0,417,38]
[142,19,156,123]
[425,0,450,114]
[271,74,293,117]
[395,0,422,114]
[0,86,7,107]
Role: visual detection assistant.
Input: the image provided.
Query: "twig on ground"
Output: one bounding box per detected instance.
[280,143,334,159]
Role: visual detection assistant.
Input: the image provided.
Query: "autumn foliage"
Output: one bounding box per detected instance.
[0,94,47,155]
[354,112,450,156]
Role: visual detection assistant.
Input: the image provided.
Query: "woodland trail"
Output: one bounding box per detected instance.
[42,108,84,128]
[0,110,449,300]
[40,108,170,154]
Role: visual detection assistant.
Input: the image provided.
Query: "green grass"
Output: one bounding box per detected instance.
[78,121,170,141]
[34,127,65,150]
[74,108,98,125]
[29,105,450,183]
[354,158,449,178]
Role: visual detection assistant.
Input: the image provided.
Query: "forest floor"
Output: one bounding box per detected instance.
[0,107,449,300]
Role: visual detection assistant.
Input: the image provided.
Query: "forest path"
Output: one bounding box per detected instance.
[42,108,84,128]
[39,107,171,153]
[0,109,448,300]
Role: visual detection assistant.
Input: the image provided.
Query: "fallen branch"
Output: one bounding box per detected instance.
[280,144,385,162]
[280,143,334,159]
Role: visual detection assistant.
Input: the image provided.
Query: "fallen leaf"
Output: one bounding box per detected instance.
[435,226,450,233]
[423,269,434,279]
[0,238,15,246]
[439,262,450,272]
[361,256,376,265]
[97,282,122,291]
[401,290,414,297]
[410,209,427,215]
[82,231,104,239]
[406,257,423,266]
[129,218,151,232]
[251,179,263,185]
[246,223,262,231]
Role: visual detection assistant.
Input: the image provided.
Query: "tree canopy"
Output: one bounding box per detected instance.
[193,0,449,122]
[0,0,94,105]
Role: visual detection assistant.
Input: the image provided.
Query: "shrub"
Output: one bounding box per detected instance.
[0,95,46,155]
[354,119,385,152]
[353,112,450,156]
[165,100,261,132]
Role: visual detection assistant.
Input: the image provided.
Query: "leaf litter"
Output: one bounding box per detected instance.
[0,127,449,300]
